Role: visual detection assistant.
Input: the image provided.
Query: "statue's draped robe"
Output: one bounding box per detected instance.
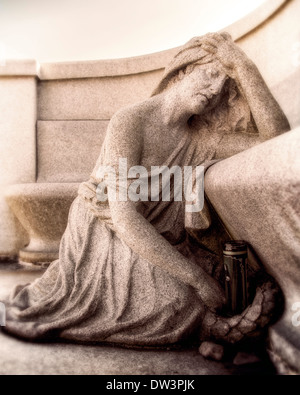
[4,127,224,346]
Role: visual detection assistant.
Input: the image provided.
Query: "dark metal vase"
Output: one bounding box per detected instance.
[223,240,249,316]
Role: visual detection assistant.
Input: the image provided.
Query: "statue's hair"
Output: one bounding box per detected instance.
[151,35,257,136]
[163,61,211,92]
[155,60,255,135]
[190,75,255,135]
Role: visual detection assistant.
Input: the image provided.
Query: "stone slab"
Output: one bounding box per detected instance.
[0,332,228,376]
[205,128,300,374]
[0,265,276,375]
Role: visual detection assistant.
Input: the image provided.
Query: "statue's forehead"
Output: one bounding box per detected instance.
[191,61,221,71]
[187,61,227,78]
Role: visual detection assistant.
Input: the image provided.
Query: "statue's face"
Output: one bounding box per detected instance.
[179,63,228,114]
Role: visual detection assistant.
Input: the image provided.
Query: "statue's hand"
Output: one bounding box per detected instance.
[201,32,251,78]
[196,276,226,313]
[199,279,281,344]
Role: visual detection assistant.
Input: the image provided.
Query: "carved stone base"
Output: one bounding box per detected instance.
[5,183,79,267]
[18,249,59,267]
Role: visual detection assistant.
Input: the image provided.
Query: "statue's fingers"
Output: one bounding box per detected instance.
[204,32,225,42]
[220,32,232,41]
[201,37,218,48]
[201,44,217,54]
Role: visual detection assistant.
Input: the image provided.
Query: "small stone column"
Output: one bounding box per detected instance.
[0,60,38,260]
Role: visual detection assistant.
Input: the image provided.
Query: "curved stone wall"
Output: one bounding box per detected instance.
[36,0,300,185]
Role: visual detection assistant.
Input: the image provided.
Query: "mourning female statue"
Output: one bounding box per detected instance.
[3,33,290,347]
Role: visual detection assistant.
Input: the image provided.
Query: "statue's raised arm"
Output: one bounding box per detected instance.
[200,33,290,157]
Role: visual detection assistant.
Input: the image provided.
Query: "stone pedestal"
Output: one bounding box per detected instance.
[205,128,300,374]
[0,60,38,259]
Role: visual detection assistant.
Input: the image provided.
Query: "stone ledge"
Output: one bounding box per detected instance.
[39,50,177,81]
[0,59,39,77]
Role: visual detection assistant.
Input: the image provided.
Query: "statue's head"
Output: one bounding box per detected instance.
[152,33,254,134]
[165,61,230,115]
[152,34,230,97]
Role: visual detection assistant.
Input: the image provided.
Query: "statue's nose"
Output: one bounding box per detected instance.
[209,77,226,94]
[209,85,219,95]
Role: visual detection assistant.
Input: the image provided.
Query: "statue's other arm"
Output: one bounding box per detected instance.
[202,33,290,158]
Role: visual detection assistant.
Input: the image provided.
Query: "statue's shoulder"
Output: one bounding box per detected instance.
[108,101,148,136]
[104,104,148,152]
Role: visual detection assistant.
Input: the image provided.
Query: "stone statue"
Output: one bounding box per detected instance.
[2,33,290,348]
